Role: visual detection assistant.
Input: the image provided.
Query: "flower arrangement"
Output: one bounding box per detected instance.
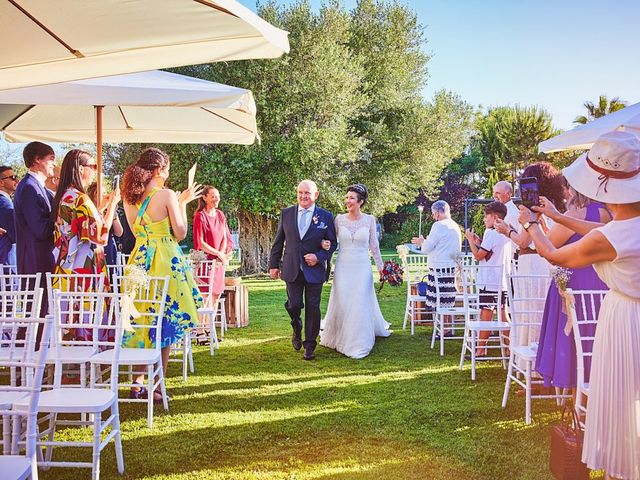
[378,260,404,293]
[189,249,208,270]
[551,267,575,336]
[120,264,149,333]
[551,267,572,292]
[396,244,409,261]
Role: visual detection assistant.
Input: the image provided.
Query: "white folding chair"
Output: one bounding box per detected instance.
[91,276,169,428]
[401,254,431,335]
[193,260,224,347]
[0,315,51,479]
[501,273,569,424]
[115,252,130,268]
[14,291,125,479]
[567,288,606,428]
[429,263,468,356]
[459,264,510,381]
[0,273,41,297]
[45,273,106,390]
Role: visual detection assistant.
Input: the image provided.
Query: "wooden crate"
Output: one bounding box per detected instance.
[223,284,249,328]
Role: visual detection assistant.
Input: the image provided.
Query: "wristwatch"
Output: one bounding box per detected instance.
[523,221,539,231]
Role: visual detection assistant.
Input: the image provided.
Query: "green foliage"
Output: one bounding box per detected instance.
[573,94,627,124]
[475,105,558,182]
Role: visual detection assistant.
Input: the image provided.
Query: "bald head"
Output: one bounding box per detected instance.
[493,181,513,203]
[297,179,319,209]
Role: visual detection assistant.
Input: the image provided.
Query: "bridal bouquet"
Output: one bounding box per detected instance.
[551,267,575,335]
[120,264,149,333]
[378,260,404,293]
[396,244,410,261]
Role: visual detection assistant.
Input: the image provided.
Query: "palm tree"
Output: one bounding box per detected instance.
[573,95,627,124]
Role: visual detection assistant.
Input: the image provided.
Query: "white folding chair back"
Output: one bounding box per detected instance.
[429,263,466,355]
[13,291,125,479]
[116,252,130,267]
[0,287,43,321]
[458,263,510,380]
[566,288,606,427]
[193,259,227,339]
[501,272,566,424]
[46,272,106,312]
[93,275,169,428]
[0,315,51,478]
[401,254,431,334]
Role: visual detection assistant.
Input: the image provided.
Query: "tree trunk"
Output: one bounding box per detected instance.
[238,210,277,275]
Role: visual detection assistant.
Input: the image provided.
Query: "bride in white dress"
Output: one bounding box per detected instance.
[320,184,391,359]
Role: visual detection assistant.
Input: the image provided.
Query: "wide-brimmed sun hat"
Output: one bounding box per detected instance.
[562,130,640,204]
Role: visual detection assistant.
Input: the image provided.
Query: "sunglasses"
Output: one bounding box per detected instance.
[0,175,18,181]
[81,164,98,170]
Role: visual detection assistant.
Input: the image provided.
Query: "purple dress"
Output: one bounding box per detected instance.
[535,203,608,388]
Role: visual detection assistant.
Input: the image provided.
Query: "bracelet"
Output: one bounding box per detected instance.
[508,229,517,238]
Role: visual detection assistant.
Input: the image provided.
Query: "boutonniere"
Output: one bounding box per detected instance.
[312,214,319,225]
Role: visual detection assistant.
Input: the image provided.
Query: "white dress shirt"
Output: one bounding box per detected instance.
[420,217,462,268]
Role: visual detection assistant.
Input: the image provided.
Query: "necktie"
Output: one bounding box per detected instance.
[298,209,308,238]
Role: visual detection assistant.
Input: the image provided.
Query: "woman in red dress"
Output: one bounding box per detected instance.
[192,186,234,309]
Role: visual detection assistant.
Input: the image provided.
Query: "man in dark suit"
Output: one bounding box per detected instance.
[269,180,337,360]
[14,142,56,314]
[0,166,19,269]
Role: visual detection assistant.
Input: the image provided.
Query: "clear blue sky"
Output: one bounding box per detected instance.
[238,0,640,130]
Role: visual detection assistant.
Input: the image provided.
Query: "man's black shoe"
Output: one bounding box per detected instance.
[303,348,315,360]
[292,333,303,351]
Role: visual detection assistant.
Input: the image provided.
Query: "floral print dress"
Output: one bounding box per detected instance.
[124,188,202,349]
[53,186,108,286]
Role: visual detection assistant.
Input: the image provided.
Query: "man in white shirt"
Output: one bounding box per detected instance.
[411,200,461,267]
[411,201,462,333]
[493,181,519,229]
[464,201,511,356]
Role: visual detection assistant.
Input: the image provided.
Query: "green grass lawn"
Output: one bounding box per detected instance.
[41,278,582,480]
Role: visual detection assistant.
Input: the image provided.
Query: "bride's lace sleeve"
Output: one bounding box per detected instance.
[334,215,341,249]
[368,215,383,271]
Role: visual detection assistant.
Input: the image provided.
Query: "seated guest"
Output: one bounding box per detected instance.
[14,141,56,315]
[0,166,18,269]
[193,186,234,311]
[51,150,120,296]
[411,200,461,311]
[464,201,511,356]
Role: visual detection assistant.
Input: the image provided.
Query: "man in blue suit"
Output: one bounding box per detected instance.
[269,180,337,360]
[14,142,56,314]
[0,166,19,269]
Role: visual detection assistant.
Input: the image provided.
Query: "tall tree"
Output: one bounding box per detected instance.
[573,95,627,124]
[105,0,474,273]
[476,105,557,182]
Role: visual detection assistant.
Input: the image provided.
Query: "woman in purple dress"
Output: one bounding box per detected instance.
[535,189,611,388]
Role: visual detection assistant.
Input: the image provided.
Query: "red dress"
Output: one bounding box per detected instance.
[193,209,233,295]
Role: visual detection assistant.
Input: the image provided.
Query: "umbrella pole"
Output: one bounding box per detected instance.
[95,105,103,200]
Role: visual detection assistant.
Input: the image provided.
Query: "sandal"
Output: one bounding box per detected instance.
[129,385,148,400]
[140,389,171,404]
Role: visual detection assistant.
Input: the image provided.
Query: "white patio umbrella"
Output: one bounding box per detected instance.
[0,0,289,90]
[0,70,258,196]
[539,102,640,153]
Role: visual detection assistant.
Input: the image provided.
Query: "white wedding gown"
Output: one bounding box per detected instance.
[320,213,391,359]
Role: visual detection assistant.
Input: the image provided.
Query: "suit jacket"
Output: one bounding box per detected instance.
[14,173,55,275]
[269,205,337,284]
[0,194,16,264]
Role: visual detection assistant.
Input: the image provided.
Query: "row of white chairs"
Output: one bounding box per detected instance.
[401,254,605,425]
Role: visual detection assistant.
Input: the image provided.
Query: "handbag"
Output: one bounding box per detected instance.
[416,274,430,297]
[549,405,589,480]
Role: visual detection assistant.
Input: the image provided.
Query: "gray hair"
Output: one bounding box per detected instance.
[431,200,451,217]
[493,180,513,195]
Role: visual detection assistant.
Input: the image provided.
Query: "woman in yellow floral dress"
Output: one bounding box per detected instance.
[121,148,203,398]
